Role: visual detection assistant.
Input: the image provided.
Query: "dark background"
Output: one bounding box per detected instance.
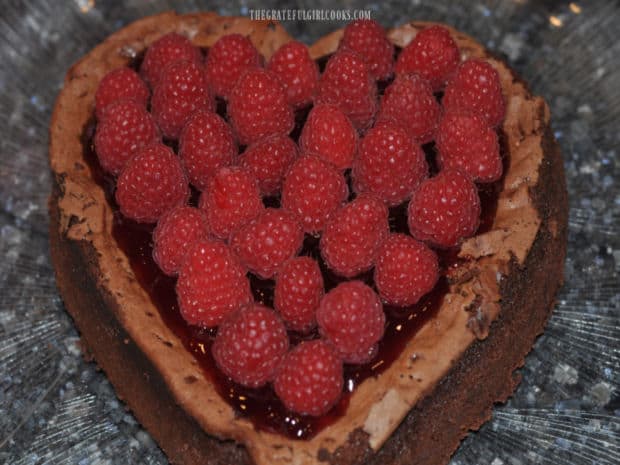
[0,1,618,464]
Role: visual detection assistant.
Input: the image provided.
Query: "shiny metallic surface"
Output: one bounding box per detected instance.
[1,1,618,464]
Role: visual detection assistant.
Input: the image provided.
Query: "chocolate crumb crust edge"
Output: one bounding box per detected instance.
[48,11,568,465]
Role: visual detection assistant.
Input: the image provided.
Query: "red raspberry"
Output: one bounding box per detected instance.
[274,340,343,416]
[239,134,298,196]
[205,34,261,99]
[408,169,481,248]
[317,281,385,364]
[140,32,202,87]
[320,194,389,278]
[152,206,210,276]
[151,60,214,139]
[281,155,348,234]
[374,234,439,306]
[228,68,295,146]
[395,25,460,91]
[352,122,427,206]
[339,19,394,81]
[179,110,237,191]
[274,257,324,333]
[176,238,252,327]
[212,304,289,388]
[95,67,149,119]
[377,73,441,144]
[198,166,263,240]
[94,100,160,175]
[299,104,358,170]
[436,110,502,183]
[443,59,506,127]
[115,144,189,223]
[230,209,304,279]
[267,41,319,108]
[315,50,377,131]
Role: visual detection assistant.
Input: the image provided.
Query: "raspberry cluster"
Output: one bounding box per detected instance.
[93,23,505,419]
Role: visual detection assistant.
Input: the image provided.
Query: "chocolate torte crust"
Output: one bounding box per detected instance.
[48,11,568,465]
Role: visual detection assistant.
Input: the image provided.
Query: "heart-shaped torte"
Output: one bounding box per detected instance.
[49,11,568,465]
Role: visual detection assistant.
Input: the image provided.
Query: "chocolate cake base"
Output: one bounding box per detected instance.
[48,12,568,465]
[49,120,566,465]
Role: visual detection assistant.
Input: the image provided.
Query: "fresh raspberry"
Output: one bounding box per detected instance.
[443,59,506,127]
[115,144,189,223]
[274,340,343,416]
[230,209,304,279]
[374,233,439,306]
[281,155,348,234]
[315,50,377,131]
[176,238,252,327]
[320,194,389,278]
[436,110,502,183]
[95,67,149,119]
[140,32,202,87]
[339,19,394,81]
[152,206,210,276]
[317,281,385,364]
[407,169,481,248]
[93,100,160,175]
[212,304,289,388]
[274,257,324,333]
[395,25,460,91]
[198,166,263,240]
[228,68,295,146]
[352,122,427,206]
[377,73,441,144]
[151,60,214,139]
[299,104,358,170]
[179,110,237,190]
[239,134,298,196]
[205,34,261,99]
[267,40,319,108]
